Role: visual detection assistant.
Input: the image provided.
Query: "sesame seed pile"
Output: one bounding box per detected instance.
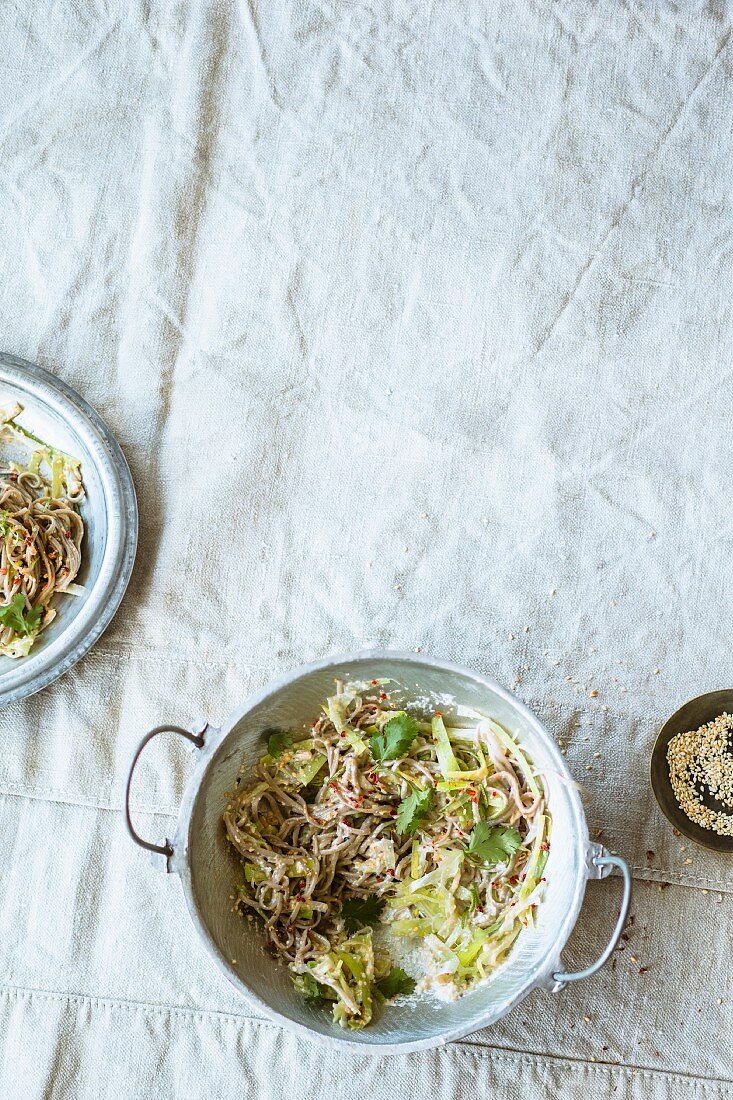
[667,712,733,835]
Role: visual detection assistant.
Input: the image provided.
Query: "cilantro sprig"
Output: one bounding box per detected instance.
[0,593,42,637]
[369,712,419,763]
[395,785,432,836]
[375,967,416,1000]
[340,893,386,933]
[466,822,522,865]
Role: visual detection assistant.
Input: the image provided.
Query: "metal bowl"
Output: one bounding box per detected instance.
[126,652,631,1054]
[651,690,733,853]
[0,353,137,706]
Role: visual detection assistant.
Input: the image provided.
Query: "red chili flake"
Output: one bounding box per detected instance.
[639,966,649,975]
[379,692,388,700]
[311,721,318,728]
[476,906,484,914]
[12,577,20,586]
[540,842,549,851]
[64,530,71,538]
[387,868,395,876]
[370,679,378,685]
[389,808,397,817]
[509,876,519,885]
[9,472,17,482]
[540,876,547,882]
[520,873,526,881]
[25,537,33,546]
[375,875,384,883]
[434,710,442,717]
[0,568,6,576]
[340,731,346,738]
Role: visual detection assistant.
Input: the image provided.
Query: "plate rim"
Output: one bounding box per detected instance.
[0,352,138,706]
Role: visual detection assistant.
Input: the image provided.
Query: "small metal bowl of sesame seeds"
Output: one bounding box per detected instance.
[651,690,733,853]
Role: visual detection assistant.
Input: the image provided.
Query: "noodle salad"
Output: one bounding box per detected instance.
[224,679,549,1029]
[0,404,84,657]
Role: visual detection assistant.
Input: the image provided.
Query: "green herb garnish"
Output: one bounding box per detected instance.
[466,822,522,865]
[0,593,41,636]
[340,893,386,933]
[369,712,419,763]
[375,967,416,1000]
[395,785,433,836]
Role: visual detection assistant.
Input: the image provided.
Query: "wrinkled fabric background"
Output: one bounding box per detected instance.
[1,1,733,1096]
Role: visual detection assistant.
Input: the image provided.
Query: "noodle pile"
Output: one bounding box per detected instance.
[0,405,84,657]
[224,680,549,1027]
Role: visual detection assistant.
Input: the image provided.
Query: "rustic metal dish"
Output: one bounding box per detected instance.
[0,353,137,706]
[651,689,733,853]
[125,651,631,1054]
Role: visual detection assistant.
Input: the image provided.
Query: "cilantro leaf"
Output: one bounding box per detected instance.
[369,712,419,763]
[395,786,432,836]
[340,893,386,933]
[265,729,294,758]
[0,511,11,538]
[466,823,522,865]
[0,594,41,636]
[375,967,416,1000]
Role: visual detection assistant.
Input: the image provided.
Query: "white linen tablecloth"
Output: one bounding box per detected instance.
[1,1,733,1096]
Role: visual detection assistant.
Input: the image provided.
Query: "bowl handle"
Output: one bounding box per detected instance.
[124,723,208,864]
[548,851,632,992]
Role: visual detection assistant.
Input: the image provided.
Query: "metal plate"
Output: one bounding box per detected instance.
[0,353,137,706]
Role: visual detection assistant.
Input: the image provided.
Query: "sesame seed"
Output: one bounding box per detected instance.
[667,712,733,836]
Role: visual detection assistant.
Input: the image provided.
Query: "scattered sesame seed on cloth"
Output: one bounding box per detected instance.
[667,712,733,835]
